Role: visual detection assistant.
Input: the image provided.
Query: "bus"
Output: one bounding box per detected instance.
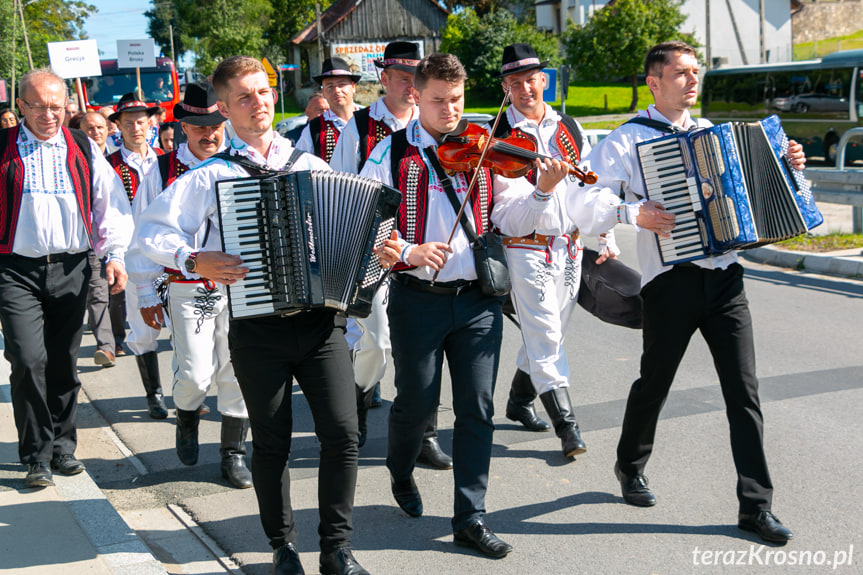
[701,49,863,165]
[79,58,181,121]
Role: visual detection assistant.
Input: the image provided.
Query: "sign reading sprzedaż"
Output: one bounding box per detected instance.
[331,41,424,82]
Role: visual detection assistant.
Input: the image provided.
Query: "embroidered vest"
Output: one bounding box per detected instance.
[389,129,493,272]
[0,126,94,254]
[354,107,393,172]
[157,149,190,189]
[108,150,142,204]
[308,116,340,163]
[493,112,583,185]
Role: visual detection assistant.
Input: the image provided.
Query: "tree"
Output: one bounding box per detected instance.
[441,8,560,99]
[562,0,694,112]
[0,0,96,96]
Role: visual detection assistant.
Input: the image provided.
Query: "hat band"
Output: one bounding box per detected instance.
[501,57,541,72]
[118,100,148,111]
[321,70,354,77]
[180,102,220,115]
[381,58,419,68]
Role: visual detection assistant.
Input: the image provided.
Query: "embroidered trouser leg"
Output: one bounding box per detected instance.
[0,252,89,463]
[167,281,246,417]
[124,279,160,356]
[347,280,390,392]
[507,237,582,395]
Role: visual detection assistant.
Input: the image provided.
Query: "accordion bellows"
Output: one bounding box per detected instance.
[636,115,823,266]
[216,170,401,319]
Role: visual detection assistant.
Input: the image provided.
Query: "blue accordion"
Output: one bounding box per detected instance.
[636,115,823,265]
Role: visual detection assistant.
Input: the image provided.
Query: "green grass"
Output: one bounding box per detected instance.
[793,29,863,60]
[778,232,863,252]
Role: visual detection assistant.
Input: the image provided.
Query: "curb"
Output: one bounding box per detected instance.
[0,359,167,575]
[743,245,863,279]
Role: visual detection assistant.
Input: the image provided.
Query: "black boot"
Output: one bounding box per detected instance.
[220,416,253,489]
[416,412,453,470]
[135,352,168,419]
[175,408,200,465]
[356,385,374,448]
[506,369,551,432]
[539,388,587,457]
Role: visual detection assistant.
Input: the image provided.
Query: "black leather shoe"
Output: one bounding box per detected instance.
[273,542,305,575]
[738,511,793,543]
[320,547,370,575]
[614,462,656,507]
[50,454,86,476]
[390,474,423,517]
[416,437,453,470]
[506,400,551,432]
[26,462,53,488]
[147,395,169,420]
[453,520,513,558]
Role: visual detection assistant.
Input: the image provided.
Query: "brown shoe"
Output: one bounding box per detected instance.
[94,349,116,367]
[115,344,127,356]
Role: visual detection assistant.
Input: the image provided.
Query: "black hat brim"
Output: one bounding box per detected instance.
[495,59,550,79]
[313,73,361,84]
[173,106,226,127]
[108,105,161,124]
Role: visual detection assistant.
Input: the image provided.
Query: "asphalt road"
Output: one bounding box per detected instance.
[71,225,863,575]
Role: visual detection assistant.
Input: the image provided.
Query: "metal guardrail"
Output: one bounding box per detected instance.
[805,127,863,233]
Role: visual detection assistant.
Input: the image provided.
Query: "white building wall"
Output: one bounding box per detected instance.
[537,0,792,67]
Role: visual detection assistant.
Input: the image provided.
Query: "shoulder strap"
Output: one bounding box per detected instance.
[492,113,512,139]
[354,107,371,152]
[308,116,323,157]
[623,116,684,134]
[211,148,305,176]
[425,146,479,243]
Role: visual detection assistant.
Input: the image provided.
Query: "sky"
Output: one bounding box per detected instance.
[83,0,160,61]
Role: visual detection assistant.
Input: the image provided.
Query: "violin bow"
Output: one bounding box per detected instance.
[431,88,511,284]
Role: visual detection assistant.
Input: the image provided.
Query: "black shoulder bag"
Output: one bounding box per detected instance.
[425,148,510,297]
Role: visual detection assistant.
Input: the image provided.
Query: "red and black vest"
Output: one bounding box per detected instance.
[388,129,493,272]
[0,126,94,254]
[108,147,163,204]
[354,107,393,172]
[157,149,191,189]
[493,111,584,185]
[308,116,341,163]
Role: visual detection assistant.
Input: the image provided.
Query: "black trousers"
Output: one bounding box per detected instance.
[109,287,126,345]
[228,310,358,552]
[0,252,90,464]
[616,263,773,513]
[386,280,503,531]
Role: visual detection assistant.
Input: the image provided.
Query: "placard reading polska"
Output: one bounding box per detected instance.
[117,39,157,69]
[47,40,102,79]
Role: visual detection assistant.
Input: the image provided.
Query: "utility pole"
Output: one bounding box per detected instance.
[169,23,176,69]
[315,3,324,66]
[705,0,711,70]
[10,0,17,104]
[759,0,766,63]
[17,0,34,69]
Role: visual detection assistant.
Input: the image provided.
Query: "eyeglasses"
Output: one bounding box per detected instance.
[19,100,66,114]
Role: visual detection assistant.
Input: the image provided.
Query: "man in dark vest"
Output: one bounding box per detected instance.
[364,52,571,559]
[296,57,360,163]
[490,43,619,460]
[107,92,168,419]
[129,82,252,489]
[0,68,132,488]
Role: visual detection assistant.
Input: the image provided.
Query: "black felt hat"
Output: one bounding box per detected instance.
[173,82,226,127]
[374,41,421,73]
[496,43,549,78]
[108,92,162,123]
[313,57,361,84]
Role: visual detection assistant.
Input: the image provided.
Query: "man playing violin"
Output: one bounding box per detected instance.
[365,52,566,559]
[488,43,619,458]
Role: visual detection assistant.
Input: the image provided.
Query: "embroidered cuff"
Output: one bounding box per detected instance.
[400,242,415,265]
[619,201,645,231]
[137,293,162,310]
[104,252,125,266]
[531,186,554,203]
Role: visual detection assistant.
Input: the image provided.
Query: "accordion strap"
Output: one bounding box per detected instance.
[623,116,686,134]
[212,148,305,176]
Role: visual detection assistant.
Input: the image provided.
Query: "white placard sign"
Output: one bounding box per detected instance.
[117,39,157,69]
[47,40,102,79]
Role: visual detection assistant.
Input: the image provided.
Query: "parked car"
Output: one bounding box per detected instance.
[583,128,611,147]
[772,93,849,114]
[275,114,308,138]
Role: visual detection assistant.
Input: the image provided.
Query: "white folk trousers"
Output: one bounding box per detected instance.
[345,280,390,392]
[166,281,247,417]
[505,235,583,395]
[124,279,160,356]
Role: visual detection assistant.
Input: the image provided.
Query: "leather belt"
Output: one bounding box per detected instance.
[164,268,212,285]
[502,230,579,247]
[392,273,477,295]
[7,251,87,264]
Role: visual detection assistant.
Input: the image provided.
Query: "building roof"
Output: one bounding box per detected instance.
[291,0,448,45]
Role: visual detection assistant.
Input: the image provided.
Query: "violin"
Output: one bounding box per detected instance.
[437,119,598,186]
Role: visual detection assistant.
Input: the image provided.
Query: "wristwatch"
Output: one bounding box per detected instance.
[184,252,199,274]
